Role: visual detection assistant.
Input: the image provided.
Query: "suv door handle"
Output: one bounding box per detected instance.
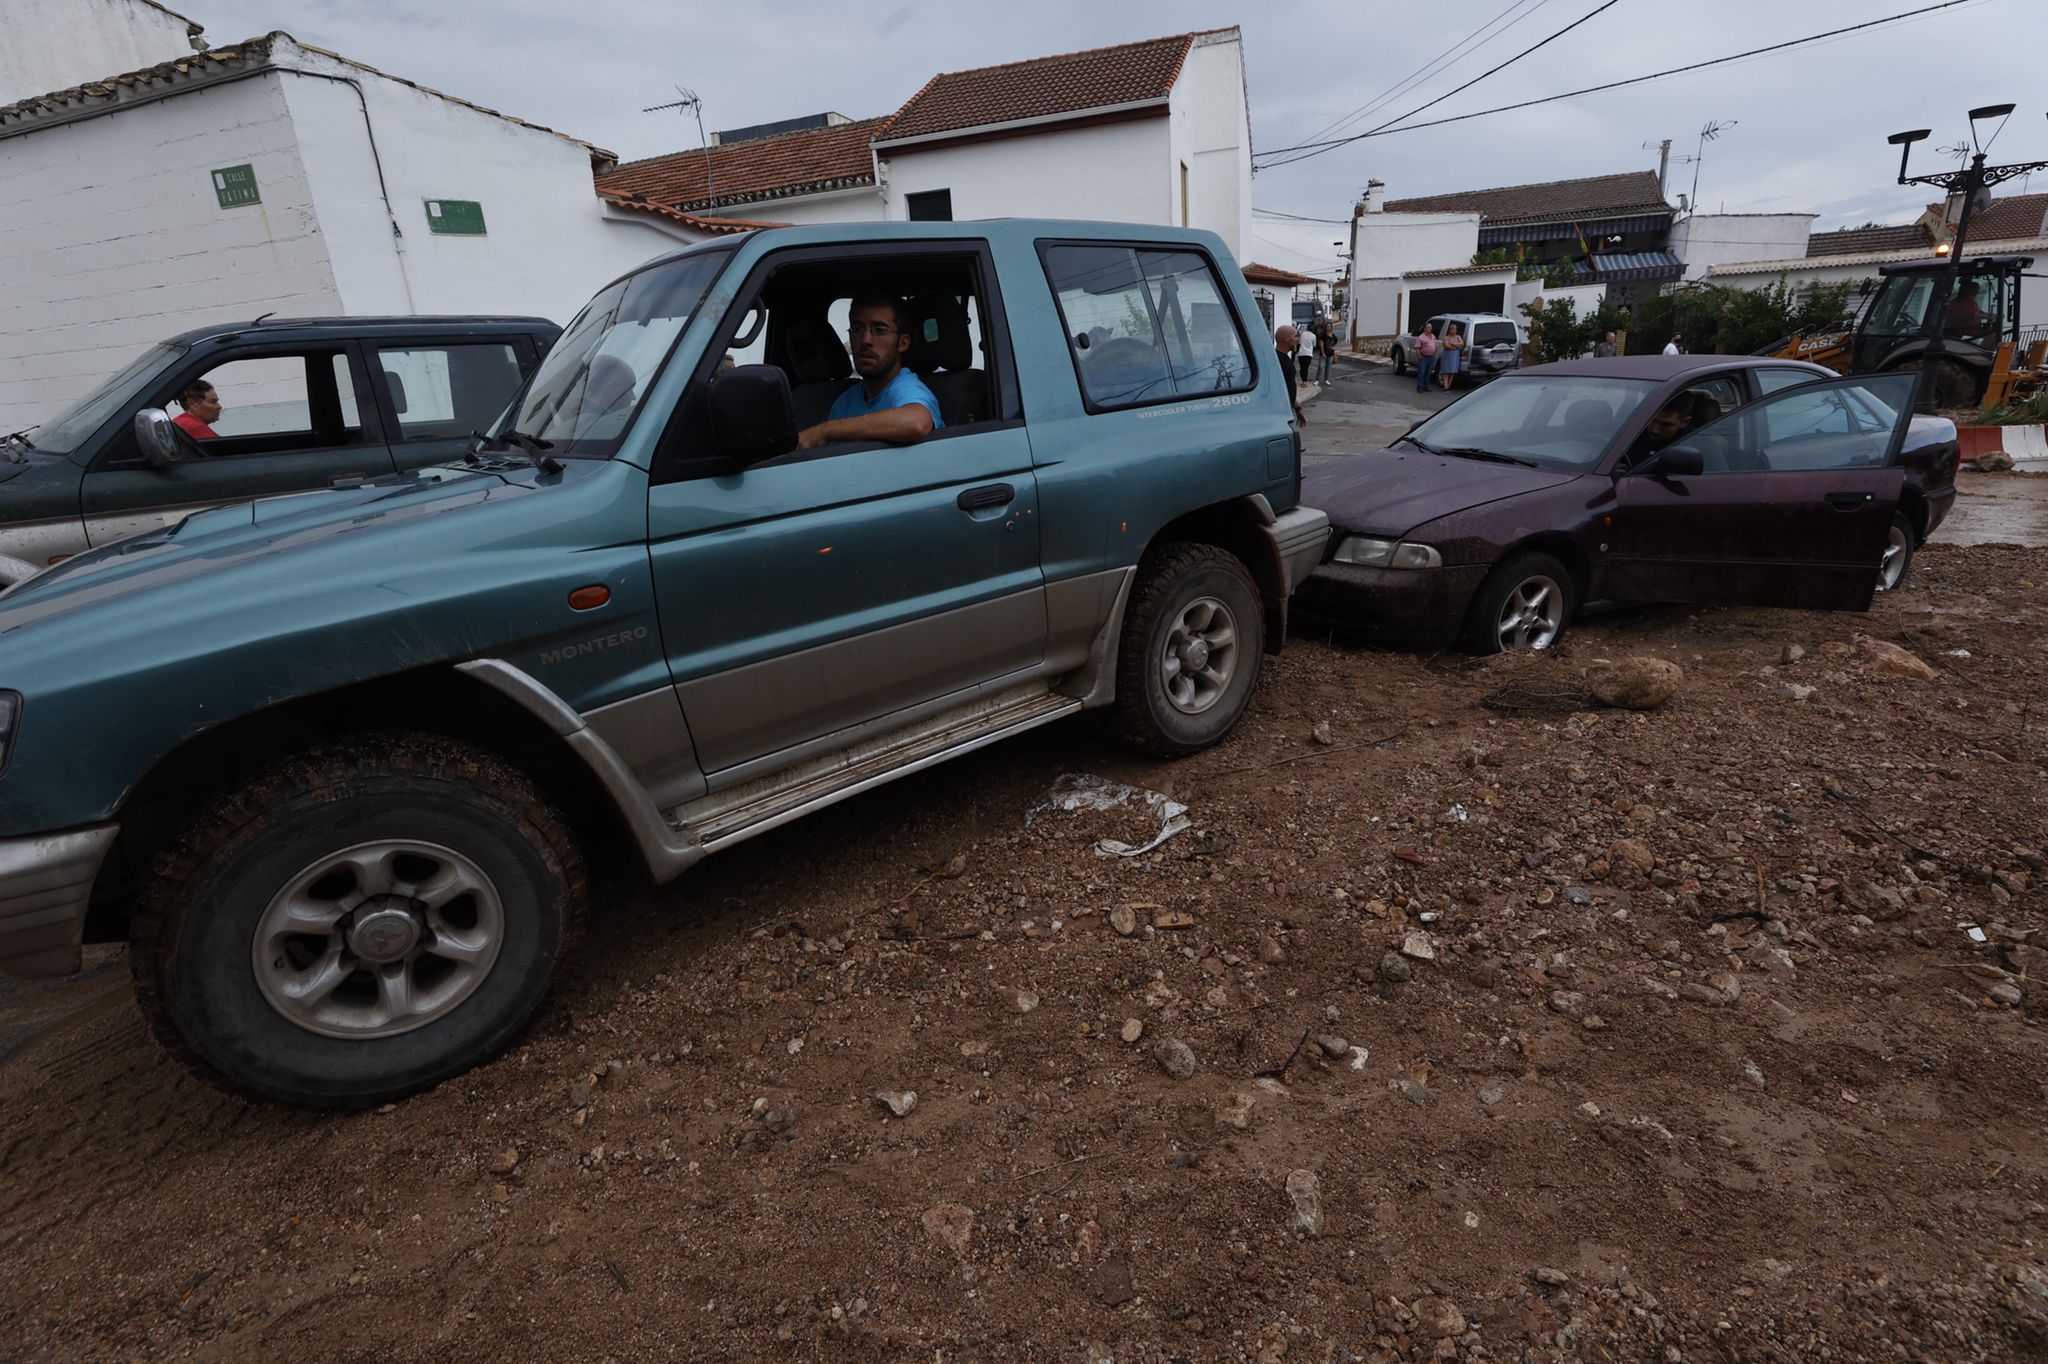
[1825,491,1873,509]
[957,483,1014,511]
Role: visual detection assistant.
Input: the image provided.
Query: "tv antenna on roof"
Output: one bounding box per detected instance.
[643,86,716,210]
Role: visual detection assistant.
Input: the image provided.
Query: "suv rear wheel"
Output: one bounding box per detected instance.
[1112,543,1265,757]
[1392,346,1409,376]
[130,734,585,1107]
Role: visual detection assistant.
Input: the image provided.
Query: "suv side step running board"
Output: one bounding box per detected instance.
[675,688,1082,851]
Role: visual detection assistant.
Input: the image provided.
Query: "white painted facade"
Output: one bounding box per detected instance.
[1353,211,1482,282]
[1668,213,1814,282]
[1348,277,1403,343]
[0,0,197,104]
[882,117,1170,229]
[0,33,712,434]
[871,30,1251,259]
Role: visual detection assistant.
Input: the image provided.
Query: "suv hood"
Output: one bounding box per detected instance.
[0,461,562,625]
[1302,448,1578,538]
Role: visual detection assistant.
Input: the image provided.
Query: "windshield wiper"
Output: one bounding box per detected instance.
[1393,433,1439,454]
[467,428,562,474]
[0,427,35,463]
[1435,445,1540,468]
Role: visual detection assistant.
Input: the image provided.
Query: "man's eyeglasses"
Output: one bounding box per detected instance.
[846,322,898,339]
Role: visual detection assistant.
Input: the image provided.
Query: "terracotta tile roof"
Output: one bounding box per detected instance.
[597,117,885,211]
[877,31,1218,143]
[598,193,782,235]
[1942,190,2048,243]
[1383,171,1670,226]
[0,34,274,128]
[1806,222,1932,258]
[1242,262,1313,287]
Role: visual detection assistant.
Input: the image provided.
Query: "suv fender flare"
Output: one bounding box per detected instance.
[456,660,706,884]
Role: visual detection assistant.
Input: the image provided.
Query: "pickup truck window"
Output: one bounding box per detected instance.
[375,344,527,443]
[506,248,731,458]
[1043,244,1253,412]
[190,350,368,453]
[30,341,186,455]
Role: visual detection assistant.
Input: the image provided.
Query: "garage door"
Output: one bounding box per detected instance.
[1408,283,1508,331]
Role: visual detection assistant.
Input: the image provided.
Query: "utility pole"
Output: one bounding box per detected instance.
[1345,187,1367,348]
[1888,104,2048,407]
[643,87,715,210]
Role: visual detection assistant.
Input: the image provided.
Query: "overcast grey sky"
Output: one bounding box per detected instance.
[194,0,2044,277]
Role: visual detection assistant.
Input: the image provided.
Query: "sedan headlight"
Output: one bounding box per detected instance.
[0,691,17,774]
[1331,536,1442,569]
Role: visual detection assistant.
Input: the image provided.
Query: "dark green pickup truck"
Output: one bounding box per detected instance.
[0,316,558,588]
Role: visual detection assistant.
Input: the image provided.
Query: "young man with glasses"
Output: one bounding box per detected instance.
[797,294,945,450]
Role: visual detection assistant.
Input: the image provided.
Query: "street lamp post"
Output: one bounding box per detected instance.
[1887,105,2048,408]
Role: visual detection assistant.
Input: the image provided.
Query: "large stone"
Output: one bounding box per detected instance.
[1285,1170,1323,1236]
[1154,1037,1197,1081]
[1585,657,1683,710]
[1974,448,2016,472]
[1412,1295,1469,1338]
[1854,636,1938,681]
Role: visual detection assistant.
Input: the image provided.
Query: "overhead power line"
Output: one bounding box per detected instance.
[1253,0,1980,171]
[1297,0,1551,149]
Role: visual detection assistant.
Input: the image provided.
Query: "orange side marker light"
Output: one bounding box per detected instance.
[568,584,610,610]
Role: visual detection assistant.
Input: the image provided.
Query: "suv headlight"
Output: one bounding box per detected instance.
[0,691,17,774]
[1331,536,1442,569]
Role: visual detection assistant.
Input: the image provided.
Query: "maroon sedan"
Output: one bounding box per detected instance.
[1295,356,1958,653]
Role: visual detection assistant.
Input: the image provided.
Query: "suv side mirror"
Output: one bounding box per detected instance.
[133,408,181,468]
[710,364,797,467]
[1637,444,1704,478]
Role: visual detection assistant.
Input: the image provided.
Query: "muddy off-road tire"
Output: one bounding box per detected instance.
[1461,551,1577,655]
[1112,543,1265,758]
[1877,511,1914,593]
[130,734,585,1108]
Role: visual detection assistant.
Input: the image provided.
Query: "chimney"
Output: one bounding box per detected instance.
[1364,179,1386,214]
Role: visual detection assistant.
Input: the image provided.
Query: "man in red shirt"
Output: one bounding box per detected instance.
[172,379,222,440]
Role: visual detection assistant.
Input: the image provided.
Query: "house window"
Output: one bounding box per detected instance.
[906,189,953,222]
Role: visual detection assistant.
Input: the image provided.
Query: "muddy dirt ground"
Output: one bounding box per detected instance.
[3,497,2046,1362]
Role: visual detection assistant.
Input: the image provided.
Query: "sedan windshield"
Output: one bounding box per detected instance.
[497,247,732,458]
[1405,374,1660,471]
[30,341,187,456]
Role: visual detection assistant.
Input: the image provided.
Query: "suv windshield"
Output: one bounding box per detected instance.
[29,341,187,456]
[498,247,732,458]
[1405,374,1659,471]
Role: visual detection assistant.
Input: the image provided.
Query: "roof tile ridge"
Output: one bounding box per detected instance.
[906,31,1197,91]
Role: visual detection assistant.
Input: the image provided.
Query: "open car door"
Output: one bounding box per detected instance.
[1606,372,1916,613]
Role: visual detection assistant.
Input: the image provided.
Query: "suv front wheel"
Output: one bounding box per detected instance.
[130,734,585,1107]
[1112,543,1265,757]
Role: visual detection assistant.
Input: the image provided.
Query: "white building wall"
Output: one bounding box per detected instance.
[1669,213,1815,281]
[1350,277,1402,342]
[1173,31,1251,261]
[1355,211,1482,281]
[277,43,693,326]
[0,71,340,434]
[0,0,198,104]
[880,117,1172,229]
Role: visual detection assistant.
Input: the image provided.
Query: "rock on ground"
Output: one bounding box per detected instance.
[1585,656,1683,709]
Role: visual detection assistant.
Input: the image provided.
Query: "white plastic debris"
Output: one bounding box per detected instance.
[1446,803,1470,823]
[1945,649,1973,658]
[1964,925,1989,943]
[1030,773,1192,858]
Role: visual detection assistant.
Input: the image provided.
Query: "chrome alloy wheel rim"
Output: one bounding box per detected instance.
[1496,574,1564,651]
[252,839,505,1039]
[1877,525,1909,591]
[1161,595,1240,714]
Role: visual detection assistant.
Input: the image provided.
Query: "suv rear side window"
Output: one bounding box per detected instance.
[374,343,527,442]
[1043,244,1252,411]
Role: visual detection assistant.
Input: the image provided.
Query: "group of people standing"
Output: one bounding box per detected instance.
[1409,321,1466,393]
[1294,317,1337,386]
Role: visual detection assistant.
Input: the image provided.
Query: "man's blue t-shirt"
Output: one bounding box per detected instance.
[827,367,944,428]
